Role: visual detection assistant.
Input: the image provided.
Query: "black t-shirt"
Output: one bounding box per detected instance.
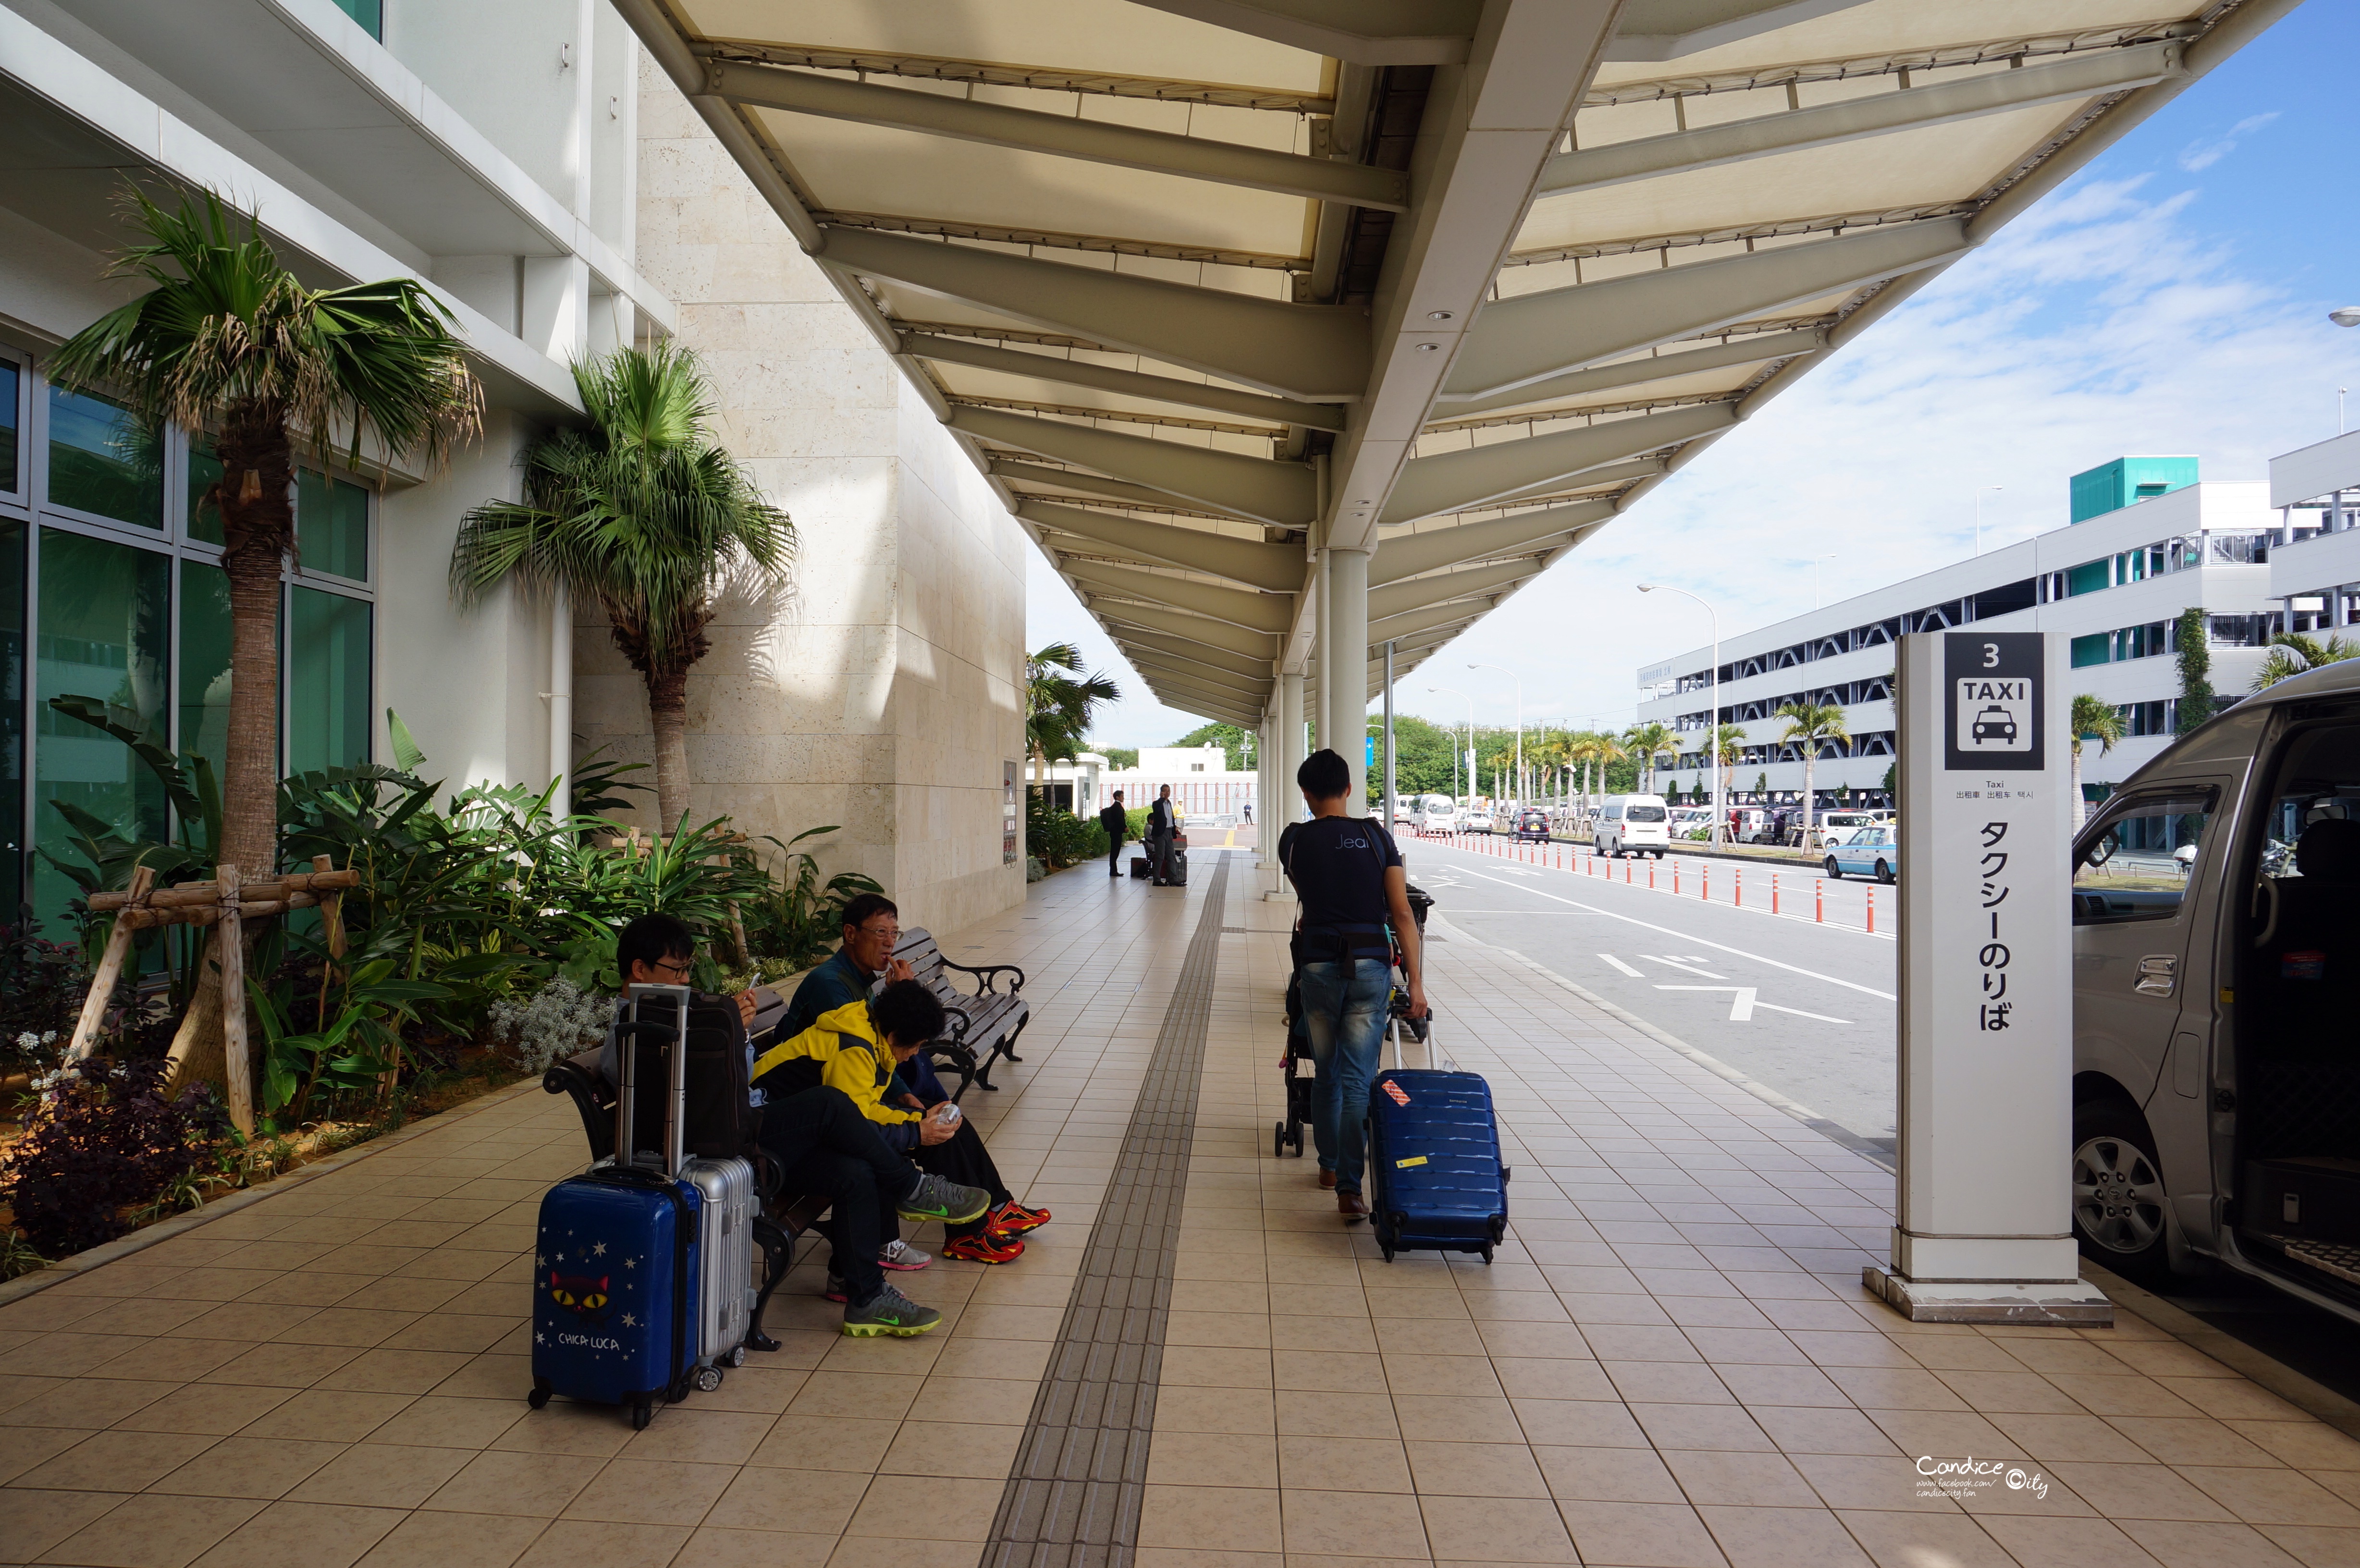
[1279,815,1402,960]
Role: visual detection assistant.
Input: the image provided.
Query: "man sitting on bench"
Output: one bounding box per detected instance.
[613,915,987,1339]
[755,980,1048,1272]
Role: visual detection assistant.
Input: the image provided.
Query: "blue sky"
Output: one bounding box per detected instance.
[1030,4,2360,745]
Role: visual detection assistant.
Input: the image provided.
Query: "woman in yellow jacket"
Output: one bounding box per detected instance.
[753,980,1046,1265]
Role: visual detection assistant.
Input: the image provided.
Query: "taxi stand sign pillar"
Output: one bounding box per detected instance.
[1867,631,2112,1324]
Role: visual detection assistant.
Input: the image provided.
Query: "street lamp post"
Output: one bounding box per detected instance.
[1469,663,1522,808]
[1429,686,1474,807]
[1638,584,1722,848]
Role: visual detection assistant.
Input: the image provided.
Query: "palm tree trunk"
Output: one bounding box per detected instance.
[647,664,691,831]
[169,415,293,1101]
[1802,750,1815,845]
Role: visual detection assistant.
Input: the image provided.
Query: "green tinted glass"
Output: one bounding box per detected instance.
[0,360,19,493]
[177,559,234,783]
[295,469,368,580]
[34,528,170,924]
[46,386,162,528]
[187,438,224,544]
[288,586,371,775]
[0,520,22,914]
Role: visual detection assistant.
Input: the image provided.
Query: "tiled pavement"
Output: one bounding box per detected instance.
[8,850,2360,1568]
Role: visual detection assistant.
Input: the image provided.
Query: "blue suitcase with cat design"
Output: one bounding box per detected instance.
[1364,1055,1508,1264]
[529,987,706,1429]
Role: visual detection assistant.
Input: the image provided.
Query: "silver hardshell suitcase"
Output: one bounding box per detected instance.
[617,986,759,1388]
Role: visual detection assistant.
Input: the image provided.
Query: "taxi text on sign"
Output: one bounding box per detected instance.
[1893,632,2078,1284]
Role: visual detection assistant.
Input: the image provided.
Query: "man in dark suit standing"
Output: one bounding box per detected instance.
[1099,790,1129,878]
[1146,785,1178,884]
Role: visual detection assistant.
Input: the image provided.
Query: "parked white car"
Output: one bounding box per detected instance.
[1463,808,1496,833]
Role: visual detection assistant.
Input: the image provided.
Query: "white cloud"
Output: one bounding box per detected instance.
[1029,168,2357,743]
[2178,110,2280,172]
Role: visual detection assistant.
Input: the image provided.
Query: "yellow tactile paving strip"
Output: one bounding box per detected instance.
[7,852,2360,1568]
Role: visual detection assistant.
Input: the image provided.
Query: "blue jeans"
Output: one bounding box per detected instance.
[1298,958,1391,1194]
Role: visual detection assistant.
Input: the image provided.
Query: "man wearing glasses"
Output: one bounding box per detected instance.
[779,893,917,1039]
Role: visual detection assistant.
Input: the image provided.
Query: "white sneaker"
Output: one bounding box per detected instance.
[879,1238,932,1272]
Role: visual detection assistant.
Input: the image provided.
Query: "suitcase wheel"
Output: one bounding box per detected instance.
[631,1397,654,1431]
[668,1374,696,1404]
[694,1365,725,1394]
[1379,1241,1395,1263]
[725,1345,748,1369]
[527,1382,552,1410]
[1480,1246,1495,1265]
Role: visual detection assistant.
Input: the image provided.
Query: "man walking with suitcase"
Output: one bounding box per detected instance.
[1278,749,1427,1220]
[1100,789,1129,878]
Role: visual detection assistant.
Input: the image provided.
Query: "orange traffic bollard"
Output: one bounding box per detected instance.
[1867,887,1876,934]
[1735,867,1742,908]
[1772,873,1781,915]
[1701,864,1709,902]
[1816,878,1824,922]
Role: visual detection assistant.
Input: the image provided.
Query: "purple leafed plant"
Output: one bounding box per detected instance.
[5,1058,232,1259]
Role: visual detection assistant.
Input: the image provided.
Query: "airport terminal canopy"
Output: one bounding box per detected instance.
[616,0,2288,725]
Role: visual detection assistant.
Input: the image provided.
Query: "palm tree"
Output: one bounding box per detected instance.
[2250,631,2360,693]
[1622,722,1676,795]
[1025,643,1121,798]
[1710,722,1748,828]
[453,343,792,830]
[1568,730,1622,820]
[1774,700,1848,845]
[2068,694,2127,829]
[52,187,482,879]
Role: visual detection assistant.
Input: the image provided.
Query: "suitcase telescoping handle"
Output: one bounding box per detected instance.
[616,984,694,1176]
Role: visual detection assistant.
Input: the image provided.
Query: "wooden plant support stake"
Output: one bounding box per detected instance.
[216,864,254,1135]
[312,855,348,974]
[65,865,155,1063]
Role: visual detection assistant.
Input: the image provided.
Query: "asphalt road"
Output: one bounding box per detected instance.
[1401,835,1900,1150]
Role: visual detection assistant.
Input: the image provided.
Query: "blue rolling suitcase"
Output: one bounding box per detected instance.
[1364,1028,1509,1264]
[529,987,705,1429]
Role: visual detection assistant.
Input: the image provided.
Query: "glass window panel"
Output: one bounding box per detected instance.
[0,519,22,915]
[332,0,381,37]
[288,586,371,776]
[187,437,224,545]
[2071,633,2110,668]
[2073,790,2215,923]
[295,469,368,581]
[46,386,162,528]
[0,358,19,494]
[177,559,233,784]
[34,528,169,925]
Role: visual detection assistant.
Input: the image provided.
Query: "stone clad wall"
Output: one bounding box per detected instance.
[577,56,1025,933]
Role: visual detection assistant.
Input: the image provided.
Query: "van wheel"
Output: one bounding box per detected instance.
[1875,861,1896,884]
[2071,1105,2170,1280]
[1824,858,1842,879]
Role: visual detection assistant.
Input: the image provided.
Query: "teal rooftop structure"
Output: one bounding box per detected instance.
[2071,454,2200,522]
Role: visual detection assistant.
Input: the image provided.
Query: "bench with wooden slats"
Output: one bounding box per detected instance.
[894,927,1030,1096]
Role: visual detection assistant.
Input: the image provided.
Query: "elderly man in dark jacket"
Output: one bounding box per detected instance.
[1099,790,1128,878]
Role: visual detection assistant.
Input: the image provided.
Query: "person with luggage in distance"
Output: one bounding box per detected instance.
[1100,789,1129,878]
[1147,785,1179,884]
[754,980,1049,1279]
[1278,747,1428,1221]
[614,916,986,1339]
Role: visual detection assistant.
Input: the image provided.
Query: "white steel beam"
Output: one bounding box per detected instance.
[1447,219,1968,402]
[1368,558,1538,621]
[1542,43,2181,197]
[1371,498,1612,584]
[991,461,1259,522]
[1317,0,1624,555]
[713,60,1409,211]
[1382,403,1733,524]
[1146,676,1266,723]
[1367,599,1495,645]
[952,408,1317,526]
[1110,629,1275,683]
[1483,456,1666,510]
[1020,500,1302,593]
[1435,328,1822,417]
[1128,652,1273,699]
[818,226,1368,401]
[1091,600,1282,662]
[1121,0,1480,66]
[1063,559,1296,635]
[906,334,1347,432]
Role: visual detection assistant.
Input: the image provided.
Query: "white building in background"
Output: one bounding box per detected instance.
[2268,429,2360,628]
[1632,456,2302,811]
[1,0,1028,932]
[1041,744,1258,823]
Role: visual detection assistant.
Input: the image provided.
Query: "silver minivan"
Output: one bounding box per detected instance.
[2071,659,2360,1323]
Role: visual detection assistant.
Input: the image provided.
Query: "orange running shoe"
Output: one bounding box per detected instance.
[942,1231,1026,1264]
[987,1200,1050,1237]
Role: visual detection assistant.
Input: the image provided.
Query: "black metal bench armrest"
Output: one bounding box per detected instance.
[542,1056,615,1165]
[935,956,1026,994]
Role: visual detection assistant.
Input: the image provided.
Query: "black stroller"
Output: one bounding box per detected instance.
[1275,883,1432,1157]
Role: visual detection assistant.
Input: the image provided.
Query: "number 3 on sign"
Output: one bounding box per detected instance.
[1983,642,1999,669]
